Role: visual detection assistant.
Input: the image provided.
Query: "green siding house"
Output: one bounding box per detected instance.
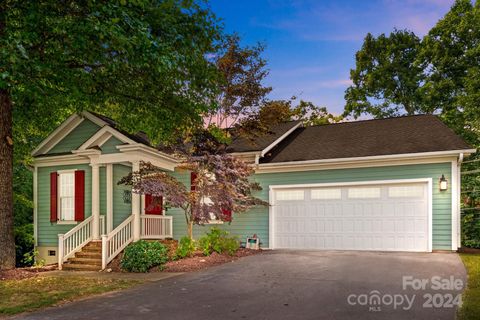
[31,111,475,269]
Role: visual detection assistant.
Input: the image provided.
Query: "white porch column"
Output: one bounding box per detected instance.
[106,164,113,233]
[91,163,101,240]
[132,161,141,241]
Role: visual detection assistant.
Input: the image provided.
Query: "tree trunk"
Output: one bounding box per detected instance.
[0,89,15,270]
[187,221,193,240]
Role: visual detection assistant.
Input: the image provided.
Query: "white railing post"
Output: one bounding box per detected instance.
[101,235,108,270]
[58,234,64,270]
[91,163,101,240]
[132,161,141,241]
[101,215,134,269]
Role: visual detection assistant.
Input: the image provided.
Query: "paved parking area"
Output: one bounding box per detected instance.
[13,251,467,320]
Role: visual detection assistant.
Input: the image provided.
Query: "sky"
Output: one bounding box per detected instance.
[208,0,455,116]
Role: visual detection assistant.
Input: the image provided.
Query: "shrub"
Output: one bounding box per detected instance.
[121,240,168,272]
[198,227,240,256]
[222,237,240,255]
[462,212,480,248]
[175,236,196,259]
[14,224,34,267]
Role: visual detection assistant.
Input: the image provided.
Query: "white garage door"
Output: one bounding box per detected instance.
[272,182,430,252]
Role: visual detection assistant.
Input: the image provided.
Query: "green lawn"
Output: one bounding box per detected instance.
[459,254,480,320]
[0,276,140,316]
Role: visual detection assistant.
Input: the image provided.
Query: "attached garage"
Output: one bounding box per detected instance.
[270,179,432,252]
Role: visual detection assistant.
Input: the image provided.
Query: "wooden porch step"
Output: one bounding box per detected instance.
[84,241,102,247]
[68,257,102,266]
[62,263,101,271]
[75,251,102,259]
[82,246,102,253]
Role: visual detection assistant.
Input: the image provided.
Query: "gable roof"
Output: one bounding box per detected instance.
[226,120,302,153]
[87,111,152,147]
[33,111,155,157]
[260,115,473,164]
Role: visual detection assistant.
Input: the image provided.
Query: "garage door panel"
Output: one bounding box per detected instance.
[273,182,429,252]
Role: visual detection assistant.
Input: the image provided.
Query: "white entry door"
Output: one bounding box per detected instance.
[272,181,430,252]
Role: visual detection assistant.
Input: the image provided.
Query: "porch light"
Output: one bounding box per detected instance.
[439,175,448,191]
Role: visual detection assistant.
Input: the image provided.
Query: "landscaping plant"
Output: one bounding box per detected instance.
[175,236,196,259]
[121,241,168,273]
[198,227,240,256]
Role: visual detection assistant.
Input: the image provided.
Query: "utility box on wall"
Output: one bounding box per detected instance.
[246,237,260,250]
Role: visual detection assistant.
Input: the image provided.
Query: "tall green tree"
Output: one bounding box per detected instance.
[0,0,223,270]
[344,30,425,118]
[344,0,480,146]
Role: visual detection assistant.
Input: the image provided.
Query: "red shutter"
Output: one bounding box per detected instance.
[50,172,58,222]
[74,170,85,221]
[145,194,163,215]
[190,172,197,191]
[222,209,232,222]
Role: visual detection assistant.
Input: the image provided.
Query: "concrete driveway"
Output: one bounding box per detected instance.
[13,251,466,320]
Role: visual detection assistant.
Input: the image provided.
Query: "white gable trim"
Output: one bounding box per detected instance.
[77,126,136,151]
[31,114,84,156]
[260,122,302,158]
[81,111,110,127]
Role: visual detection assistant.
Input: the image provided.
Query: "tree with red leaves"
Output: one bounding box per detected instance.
[119,155,267,239]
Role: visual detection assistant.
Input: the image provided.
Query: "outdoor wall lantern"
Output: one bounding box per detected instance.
[439,174,448,191]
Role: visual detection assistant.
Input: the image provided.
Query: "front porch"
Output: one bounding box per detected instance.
[58,214,173,271]
[53,120,179,270]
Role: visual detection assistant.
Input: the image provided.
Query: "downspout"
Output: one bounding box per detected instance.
[457,153,464,249]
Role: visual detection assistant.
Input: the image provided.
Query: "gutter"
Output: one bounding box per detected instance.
[258,149,477,169]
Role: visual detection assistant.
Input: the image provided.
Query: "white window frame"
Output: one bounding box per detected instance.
[275,190,305,201]
[388,185,425,198]
[347,187,381,199]
[311,188,342,200]
[57,169,77,225]
[201,172,224,224]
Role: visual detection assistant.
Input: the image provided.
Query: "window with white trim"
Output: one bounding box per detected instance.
[311,188,342,200]
[201,172,223,224]
[276,190,305,201]
[388,185,424,198]
[59,172,75,221]
[347,187,381,199]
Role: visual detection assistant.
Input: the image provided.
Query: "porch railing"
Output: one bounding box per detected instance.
[140,215,173,239]
[58,216,93,270]
[101,215,134,269]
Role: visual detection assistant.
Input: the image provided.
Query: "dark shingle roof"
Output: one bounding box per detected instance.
[226,121,301,153]
[260,115,472,163]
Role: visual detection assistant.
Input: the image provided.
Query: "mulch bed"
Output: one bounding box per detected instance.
[158,248,262,273]
[106,239,262,273]
[458,247,480,254]
[0,265,57,281]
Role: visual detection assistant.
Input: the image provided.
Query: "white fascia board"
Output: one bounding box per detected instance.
[257,149,476,173]
[31,114,84,156]
[261,122,302,157]
[33,154,91,167]
[117,144,179,163]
